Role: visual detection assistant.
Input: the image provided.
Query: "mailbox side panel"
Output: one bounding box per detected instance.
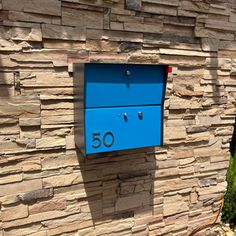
[74,64,86,154]
[161,66,168,146]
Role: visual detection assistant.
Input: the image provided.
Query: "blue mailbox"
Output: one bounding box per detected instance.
[75,63,168,155]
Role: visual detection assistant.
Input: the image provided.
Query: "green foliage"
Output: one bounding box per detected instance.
[222,154,236,224]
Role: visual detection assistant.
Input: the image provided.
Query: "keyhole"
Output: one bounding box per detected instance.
[124,113,128,121]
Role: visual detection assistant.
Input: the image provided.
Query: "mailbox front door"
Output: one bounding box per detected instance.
[85,106,162,154]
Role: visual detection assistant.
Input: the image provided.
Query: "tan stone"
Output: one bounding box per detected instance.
[40,94,74,101]
[162,24,194,38]
[206,57,232,70]
[143,0,179,6]
[0,195,19,205]
[2,0,61,16]
[160,48,210,57]
[0,179,42,197]
[0,97,40,118]
[128,52,159,63]
[0,173,22,185]
[43,40,84,50]
[62,7,103,29]
[43,172,83,188]
[29,198,66,214]
[3,224,45,236]
[0,38,25,52]
[0,73,14,85]
[179,157,195,166]
[179,166,194,175]
[230,10,236,23]
[201,38,219,52]
[170,96,202,110]
[8,11,59,24]
[142,3,177,16]
[11,51,67,67]
[87,29,143,42]
[20,127,41,139]
[190,191,198,204]
[0,164,21,175]
[41,115,74,125]
[0,54,18,68]
[110,22,124,30]
[164,127,187,140]
[6,26,42,42]
[30,232,47,236]
[48,220,94,235]
[154,178,198,192]
[158,160,178,169]
[0,140,25,153]
[219,40,236,51]
[187,132,210,143]
[20,72,72,87]
[195,25,234,40]
[42,153,78,170]
[115,192,150,211]
[197,182,227,197]
[2,210,76,229]
[66,135,76,150]
[21,159,41,172]
[200,161,228,172]
[36,137,66,149]
[86,40,119,52]
[181,0,209,13]
[2,204,28,222]
[206,19,236,32]
[155,167,179,177]
[159,54,205,67]
[42,24,85,41]
[19,118,41,126]
[172,150,194,159]
[163,195,189,216]
[124,22,163,34]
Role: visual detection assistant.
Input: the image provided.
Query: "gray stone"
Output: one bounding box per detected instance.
[125,0,142,11]
[119,42,142,52]
[17,188,53,202]
[187,125,209,133]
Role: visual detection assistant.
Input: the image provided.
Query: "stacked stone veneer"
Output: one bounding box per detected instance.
[0,0,236,235]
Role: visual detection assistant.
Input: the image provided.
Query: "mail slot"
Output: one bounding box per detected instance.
[74,63,168,155]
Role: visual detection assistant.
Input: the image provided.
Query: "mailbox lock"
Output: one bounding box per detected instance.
[125,70,131,76]
[138,112,143,119]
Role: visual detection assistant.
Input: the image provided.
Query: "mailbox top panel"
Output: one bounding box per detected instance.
[84,63,167,108]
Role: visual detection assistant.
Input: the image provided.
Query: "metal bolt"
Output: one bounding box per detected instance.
[125,70,131,76]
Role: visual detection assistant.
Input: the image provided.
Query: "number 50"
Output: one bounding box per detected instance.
[92,131,115,149]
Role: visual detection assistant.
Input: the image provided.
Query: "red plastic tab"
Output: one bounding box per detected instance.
[167,66,172,73]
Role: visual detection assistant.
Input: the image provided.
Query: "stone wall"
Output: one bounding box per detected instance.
[0,0,235,235]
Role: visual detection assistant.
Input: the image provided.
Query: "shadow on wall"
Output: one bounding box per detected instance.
[0,64,12,97]
[72,64,158,231]
[0,61,12,142]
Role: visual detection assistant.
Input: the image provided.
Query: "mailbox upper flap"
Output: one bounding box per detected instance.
[84,63,167,108]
